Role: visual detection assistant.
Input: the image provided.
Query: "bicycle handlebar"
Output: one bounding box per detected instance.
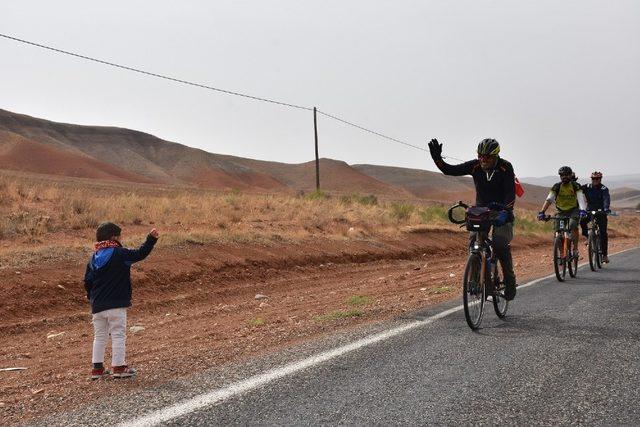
[447,201,468,225]
[447,201,508,226]
[542,209,608,222]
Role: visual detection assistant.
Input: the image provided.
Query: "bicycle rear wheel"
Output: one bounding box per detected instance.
[588,231,596,271]
[553,235,567,282]
[463,253,485,330]
[492,259,508,319]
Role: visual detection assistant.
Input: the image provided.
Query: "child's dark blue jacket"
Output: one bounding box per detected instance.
[84,235,157,314]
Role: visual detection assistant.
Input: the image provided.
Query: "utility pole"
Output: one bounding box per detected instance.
[313,107,320,191]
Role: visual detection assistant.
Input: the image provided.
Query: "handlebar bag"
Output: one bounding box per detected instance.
[466,206,492,231]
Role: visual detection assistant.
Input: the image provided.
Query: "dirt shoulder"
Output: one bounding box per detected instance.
[0,231,637,424]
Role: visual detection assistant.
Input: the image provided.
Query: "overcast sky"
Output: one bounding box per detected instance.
[2,0,639,178]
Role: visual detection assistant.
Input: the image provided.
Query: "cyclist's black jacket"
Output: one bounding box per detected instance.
[433,156,516,220]
[581,183,610,211]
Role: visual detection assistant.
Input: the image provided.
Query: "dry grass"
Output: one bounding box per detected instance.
[0,174,450,243]
[1,173,637,248]
[513,208,553,236]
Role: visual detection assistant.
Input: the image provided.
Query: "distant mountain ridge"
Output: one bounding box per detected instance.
[0,129,153,184]
[0,108,554,205]
[0,108,404,195]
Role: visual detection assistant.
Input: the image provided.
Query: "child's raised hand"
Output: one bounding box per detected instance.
[150,228,159,239]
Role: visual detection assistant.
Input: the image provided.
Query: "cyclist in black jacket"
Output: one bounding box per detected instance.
[428,138,517,300]
[580,171,611,263]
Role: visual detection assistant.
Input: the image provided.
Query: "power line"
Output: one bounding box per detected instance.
[0,33,312,112]
[317,110,466,162]
[316,109,427,152]
[0,32,467,162]
[443,155,466,162]
[444,154,466,162]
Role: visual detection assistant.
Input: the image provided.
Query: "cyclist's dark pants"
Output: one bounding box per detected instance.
[580,213,608,256]
[470,223,516,287]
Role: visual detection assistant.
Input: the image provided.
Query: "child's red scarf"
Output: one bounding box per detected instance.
[94,240,122,251]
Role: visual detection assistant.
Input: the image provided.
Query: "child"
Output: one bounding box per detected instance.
[84,222,159,379]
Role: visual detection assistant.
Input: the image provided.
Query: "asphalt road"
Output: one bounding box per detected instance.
[157,248,640,426]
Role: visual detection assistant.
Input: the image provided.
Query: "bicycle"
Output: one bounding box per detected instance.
[587,209,606,271]
[447,202,508,330]
[542,215,578,282]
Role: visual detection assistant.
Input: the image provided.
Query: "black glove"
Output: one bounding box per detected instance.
[428,138,443,160]
[494,210,509,226]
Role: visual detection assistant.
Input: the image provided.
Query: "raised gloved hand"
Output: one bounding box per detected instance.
[537,211,546,221]
[494,210,509,226]
[579,209,588,218]
[428,138,442,160]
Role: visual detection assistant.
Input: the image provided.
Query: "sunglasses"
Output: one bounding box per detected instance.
[592,177,602,180]
[478,154,495,161]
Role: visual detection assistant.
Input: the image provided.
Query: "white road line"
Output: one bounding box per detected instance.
[122,246,638,427]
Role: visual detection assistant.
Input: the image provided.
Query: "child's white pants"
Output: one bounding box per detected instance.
[92,307,127,366]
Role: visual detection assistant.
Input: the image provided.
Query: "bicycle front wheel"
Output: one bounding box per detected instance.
[588,232,596,271]
[492,259,508,319]
[568,243,578,278]
[463,253,485,330]
[595,230,603,269]
[553,236,567,282]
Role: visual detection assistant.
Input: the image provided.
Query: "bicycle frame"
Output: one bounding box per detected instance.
[587,209,605,270]
[559,229,571,259]
[547,216,572,248]
[470,231,495,288]
[588,214,601,244]
[587,210,605,236]
[545,215,578,281]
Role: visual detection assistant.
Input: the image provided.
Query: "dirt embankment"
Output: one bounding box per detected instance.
[0,231,637,424]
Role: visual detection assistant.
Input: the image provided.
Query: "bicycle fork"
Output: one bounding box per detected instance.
[481,247,496,295]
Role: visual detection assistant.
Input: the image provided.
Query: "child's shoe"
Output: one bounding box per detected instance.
[113,365,137,378]
[90,367,111,380]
